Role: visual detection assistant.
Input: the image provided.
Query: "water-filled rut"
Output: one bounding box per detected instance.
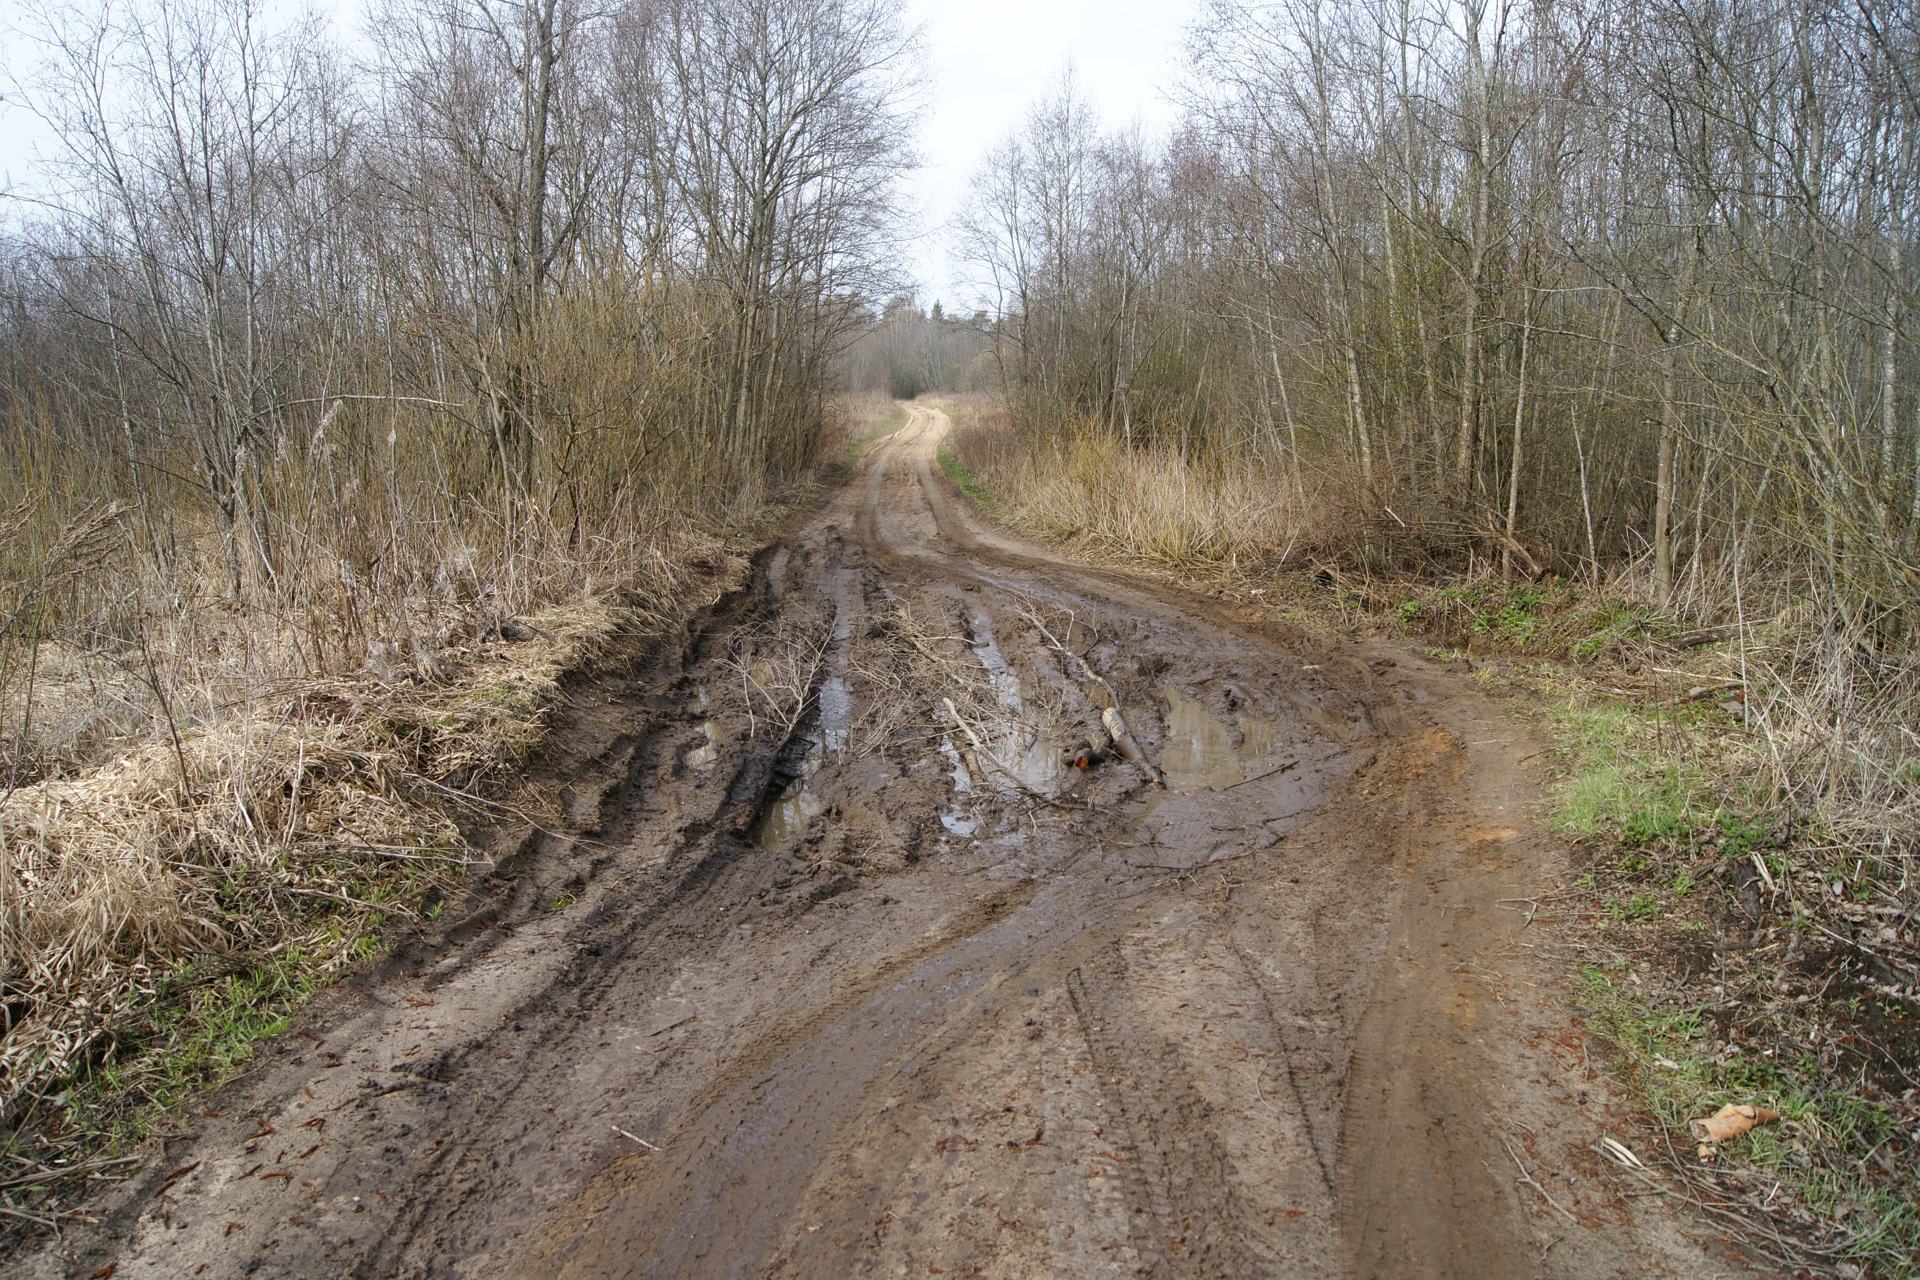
[22,407,1751,1280]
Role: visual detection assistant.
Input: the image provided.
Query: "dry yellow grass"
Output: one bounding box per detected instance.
[0,388,884,1146]
[944,396,1323,572]
[0,519,751,1134]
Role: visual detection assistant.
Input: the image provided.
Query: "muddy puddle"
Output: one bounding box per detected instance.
[752,717,834,851]
[683,721,720,770]
[681,689,721,770]
[818,676,852,752]
[955,609,1067,799]
[971,718,1066,798]
[750,648,858,851]
[1157,683,1277,792]
[752,770,828,851]
[937,736,980,837]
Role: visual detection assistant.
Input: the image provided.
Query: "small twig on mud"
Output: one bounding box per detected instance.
[894,626,966,670]
[1220,759,1299,792]
[1018,601,1163,787]
[942,697,1052,804]
[0,1155,141,1193]
[739,657,758,740]
[1497,897,1544,927]
[1597,1139,1657,1182]
[645,1015,697,1038]
[612,1125,661,1152]
[1136,848,1262,873]
[1502,1138,1580,1223]
[1246,1063,1285,1120]
[0,1202,63,1227]
[0,1151,124,1227]
[393,770,588,848]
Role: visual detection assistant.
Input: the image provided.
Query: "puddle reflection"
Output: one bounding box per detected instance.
[1158,684,1276,792]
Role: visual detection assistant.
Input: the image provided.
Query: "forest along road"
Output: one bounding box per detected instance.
[28,406,1748,1280]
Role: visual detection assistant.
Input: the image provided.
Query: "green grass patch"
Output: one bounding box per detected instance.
[1539,680,1918,1275]
[6,872,430,1217]
[1548,693,1705,843]
[936,442,997,510]
[1391,579,1659,658]
[1572,965,1919,1272]
[47,935,360,1153]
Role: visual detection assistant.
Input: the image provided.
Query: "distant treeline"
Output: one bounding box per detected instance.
[839,296,995,400]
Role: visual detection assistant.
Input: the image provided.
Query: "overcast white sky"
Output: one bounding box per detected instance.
[895,0,1201,308]
[0,0,1203,308]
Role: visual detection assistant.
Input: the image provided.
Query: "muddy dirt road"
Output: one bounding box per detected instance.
[25,406,1747,1278]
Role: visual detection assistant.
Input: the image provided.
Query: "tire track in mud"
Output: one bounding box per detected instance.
[1062,963,1282,1276]
[22,406,1755,1280]
[538,879,1049,1279]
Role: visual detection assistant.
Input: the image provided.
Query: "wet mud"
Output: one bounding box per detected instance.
[19,407,1756,1279]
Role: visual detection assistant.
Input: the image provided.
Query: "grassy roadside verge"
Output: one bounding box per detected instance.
[935,439,997,511]
[2,594,696,1209]
[0,399,894,1241]
[936,398,1919,1276]
[1505,655,1917,1274]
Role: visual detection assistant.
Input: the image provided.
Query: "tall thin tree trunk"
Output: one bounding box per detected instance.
[1455,0,1493,496]
[1883,238,1900,476]
[1573,402,1598,582]
[1344,337,1375,490]
[1503,300,1532,576]
[1266,309,1306,504]
[1655,317,1682,610]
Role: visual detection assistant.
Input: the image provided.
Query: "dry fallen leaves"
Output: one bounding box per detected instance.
[1689,1103,1781,1159]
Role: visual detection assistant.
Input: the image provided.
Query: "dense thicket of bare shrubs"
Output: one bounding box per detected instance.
[958,0,1919,864]
[0,0,914,1139]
